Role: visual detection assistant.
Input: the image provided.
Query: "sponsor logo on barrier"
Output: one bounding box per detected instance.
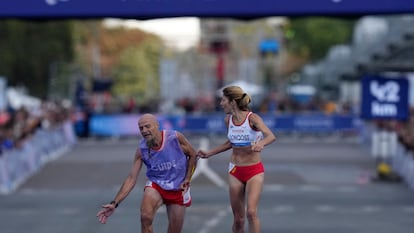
[294,118,333,128]
[207,118,224,130]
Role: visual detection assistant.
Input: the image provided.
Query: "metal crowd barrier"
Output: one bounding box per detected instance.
[0,121,76,195]
[392,142,414,190]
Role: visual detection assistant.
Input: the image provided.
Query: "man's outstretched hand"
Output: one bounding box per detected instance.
[96,203,116,224]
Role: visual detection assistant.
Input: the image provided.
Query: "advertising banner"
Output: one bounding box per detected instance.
[88,113,361,137]
[1,0,414,19]
[360,75,409,120]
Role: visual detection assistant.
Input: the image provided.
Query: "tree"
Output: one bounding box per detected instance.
[111,39,162,106]
[0,20,74,98]
[284,17,355,61]
[73,21,163,105]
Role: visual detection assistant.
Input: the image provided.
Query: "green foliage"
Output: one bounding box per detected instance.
[285,17,355,61]
[0,20,74,98]
[111,39,161,105]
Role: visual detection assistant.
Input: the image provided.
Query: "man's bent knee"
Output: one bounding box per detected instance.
[141,211,154,226]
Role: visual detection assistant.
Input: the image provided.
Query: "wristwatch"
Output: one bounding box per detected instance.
[110,200,119,208]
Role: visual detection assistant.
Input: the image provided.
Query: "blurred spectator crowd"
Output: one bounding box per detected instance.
[0,99,74,156]
[376,107,414,154]
[87,91,357,116]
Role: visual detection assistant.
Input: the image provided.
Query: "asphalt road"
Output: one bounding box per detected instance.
[1,134,414,233]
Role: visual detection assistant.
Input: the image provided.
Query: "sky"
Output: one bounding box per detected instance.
[104,17,201,51]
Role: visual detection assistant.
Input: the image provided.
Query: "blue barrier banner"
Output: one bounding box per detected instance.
[89,114,140,137]
[89,113,361,136]
[1,0,414,19]
[360,75,409,120]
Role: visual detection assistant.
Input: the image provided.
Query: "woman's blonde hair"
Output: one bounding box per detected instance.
[222,86,251,111]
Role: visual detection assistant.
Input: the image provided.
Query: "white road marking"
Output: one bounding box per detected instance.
[361,206,381,213]
[59,208,80,215]
[273,205,295,214]
[192,137,226,188]
[264,184,285,192]
[315,205,335,213]
[197,207,231,233]
[402,206,414,213]
[299,185,323,192]
[337,186,358,192]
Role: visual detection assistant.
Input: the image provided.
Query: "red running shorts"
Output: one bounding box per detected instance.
[228,162,265,183]
[145,181,192,207]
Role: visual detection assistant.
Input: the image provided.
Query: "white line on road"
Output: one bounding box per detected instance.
[361,206,381,213]
[402,206,414,213]
[315,205,336,213]
[263,184,285,192]
[59,208,80,215]
[197,207,231,233]
[273,205,295,214]
[299,185,323,192]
